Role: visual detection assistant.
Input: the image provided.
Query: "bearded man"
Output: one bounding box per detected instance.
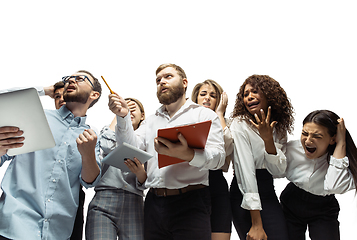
[108,63,225,240]
[0,70,102,240]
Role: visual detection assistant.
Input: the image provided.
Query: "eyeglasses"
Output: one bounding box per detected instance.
[62,75,94,88]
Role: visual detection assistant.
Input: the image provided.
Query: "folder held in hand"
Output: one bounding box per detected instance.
[157,120,212,168]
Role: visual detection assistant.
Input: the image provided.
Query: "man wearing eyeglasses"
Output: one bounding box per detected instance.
[0,70,102,240]
[43,80,86,240]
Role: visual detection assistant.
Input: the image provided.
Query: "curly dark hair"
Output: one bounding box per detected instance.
[232,74,294,137]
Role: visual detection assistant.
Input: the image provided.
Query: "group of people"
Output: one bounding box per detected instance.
[0,64,356,240]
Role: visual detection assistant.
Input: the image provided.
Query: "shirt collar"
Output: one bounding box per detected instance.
[58,105,88,126]
[156,99,200,118]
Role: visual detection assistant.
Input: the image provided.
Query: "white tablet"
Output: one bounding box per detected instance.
[101,142,153,171]
[0,87,56,156]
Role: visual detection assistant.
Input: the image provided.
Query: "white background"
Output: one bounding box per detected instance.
[1,1,357,239]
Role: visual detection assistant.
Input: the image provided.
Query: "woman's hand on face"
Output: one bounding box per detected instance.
[216,92,228,116]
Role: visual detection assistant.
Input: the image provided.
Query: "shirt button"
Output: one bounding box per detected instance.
[52,179,56,183]
[47,199,51,202]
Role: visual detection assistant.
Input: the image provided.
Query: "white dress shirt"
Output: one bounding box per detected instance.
[230,117,287,210]
[115,99,225,189]
[284,140,355,196]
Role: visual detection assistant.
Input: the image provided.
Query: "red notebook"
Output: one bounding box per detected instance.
[157,120,212,168]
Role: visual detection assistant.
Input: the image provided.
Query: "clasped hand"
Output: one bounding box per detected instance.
[76,129,97,158]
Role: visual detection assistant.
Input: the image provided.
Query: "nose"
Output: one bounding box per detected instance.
[306,135,313,144]
[247,92,254,100]
[68,78,76,84]
[159,78,167,85]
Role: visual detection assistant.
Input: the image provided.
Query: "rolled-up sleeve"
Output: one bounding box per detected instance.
[264,142,287,176]
[231,121,262,210]
[324,156,355,194]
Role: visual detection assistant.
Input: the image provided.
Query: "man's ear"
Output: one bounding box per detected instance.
[90,91,100,101]
[182,78,188,87]
[182,78,188,92]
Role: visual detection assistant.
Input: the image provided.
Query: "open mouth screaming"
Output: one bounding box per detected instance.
[306,146,316,153]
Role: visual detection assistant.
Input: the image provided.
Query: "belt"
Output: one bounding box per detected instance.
[150,184,206,197]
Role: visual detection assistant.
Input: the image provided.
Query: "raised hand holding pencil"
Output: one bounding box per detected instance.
[103,76,129,118]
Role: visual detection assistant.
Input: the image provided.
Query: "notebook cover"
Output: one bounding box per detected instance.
[157,120,212,168]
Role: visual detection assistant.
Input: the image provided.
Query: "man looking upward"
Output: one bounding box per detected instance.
[108,63,225,240]
[0,70,102,240]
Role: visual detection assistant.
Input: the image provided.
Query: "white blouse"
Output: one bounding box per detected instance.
[230,118,287,210]
[284,140,355,196]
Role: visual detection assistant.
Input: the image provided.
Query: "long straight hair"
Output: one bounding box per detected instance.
[303,110,357,190]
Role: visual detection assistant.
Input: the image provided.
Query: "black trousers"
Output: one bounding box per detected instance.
[230,169,289,240]
[70,186,85,240]
[144,186,211,240]
[209,169,232,233]
[280,182,340,240]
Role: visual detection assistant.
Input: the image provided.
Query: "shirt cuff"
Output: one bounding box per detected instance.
[329,156,349,169]
[241,193,262,210]
[264,143,286,166]
[80,172,101,189]
[100,126,116,140]
[264,151,286,164]
[36,86,45,96]
[136,179,147,191]
[116,113,131,131]
[188,149,205,168]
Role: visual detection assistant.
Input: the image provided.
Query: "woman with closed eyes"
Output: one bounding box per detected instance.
[279,110,357,240]
[192,79,234,240]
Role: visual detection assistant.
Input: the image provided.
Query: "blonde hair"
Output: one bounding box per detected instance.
[191,79,223,111]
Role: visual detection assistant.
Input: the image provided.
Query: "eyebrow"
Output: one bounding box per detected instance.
[302,130,324,137]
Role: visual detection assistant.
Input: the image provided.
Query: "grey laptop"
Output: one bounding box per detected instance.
[0,87,56,156]
[102,142,153,171]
